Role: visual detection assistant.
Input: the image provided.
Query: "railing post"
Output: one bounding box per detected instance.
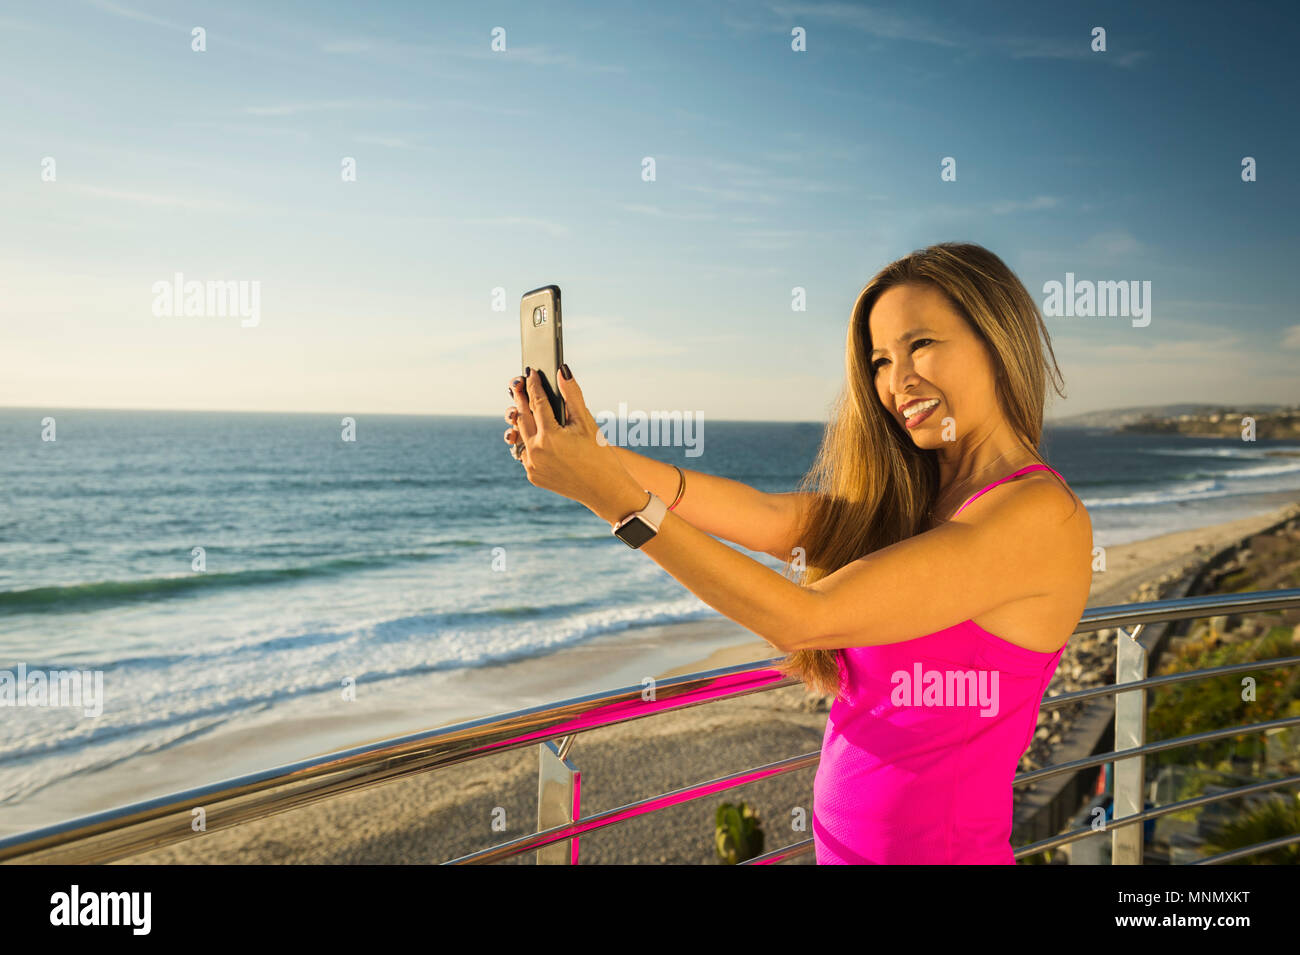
[537,736,581,864]
[1112,624,1147,864]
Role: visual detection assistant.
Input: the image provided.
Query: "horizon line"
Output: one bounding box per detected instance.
[1,402,1288,424]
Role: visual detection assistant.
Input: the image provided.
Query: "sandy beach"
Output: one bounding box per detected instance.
[90,493,1300,865]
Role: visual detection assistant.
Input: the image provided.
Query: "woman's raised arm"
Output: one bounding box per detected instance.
[610,447,813,561]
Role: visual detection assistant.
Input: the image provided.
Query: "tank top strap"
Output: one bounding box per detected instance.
[952,463,1065,518]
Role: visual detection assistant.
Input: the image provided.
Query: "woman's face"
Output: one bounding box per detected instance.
[868,283,999,449]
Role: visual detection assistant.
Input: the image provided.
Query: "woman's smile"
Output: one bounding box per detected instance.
[903,398,940,429]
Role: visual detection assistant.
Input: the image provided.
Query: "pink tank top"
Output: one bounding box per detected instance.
[812,464,1070,865]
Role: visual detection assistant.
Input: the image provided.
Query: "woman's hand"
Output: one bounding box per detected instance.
[504,366,646,522]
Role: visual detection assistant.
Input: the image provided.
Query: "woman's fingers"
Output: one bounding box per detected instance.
[503,427,526,463]
[510,375,537,441]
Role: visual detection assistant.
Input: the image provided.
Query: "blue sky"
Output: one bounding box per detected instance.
[1,0,1295,421]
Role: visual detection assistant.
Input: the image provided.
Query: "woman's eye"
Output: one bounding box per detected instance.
[871,339,931,373]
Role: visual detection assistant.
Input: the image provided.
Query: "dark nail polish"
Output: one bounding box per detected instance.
[561,363,572,380]
[524,366,531,378]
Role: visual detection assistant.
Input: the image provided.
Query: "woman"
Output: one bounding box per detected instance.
[501,242,1093,864]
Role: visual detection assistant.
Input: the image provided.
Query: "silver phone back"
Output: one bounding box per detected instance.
[519,285,565,426]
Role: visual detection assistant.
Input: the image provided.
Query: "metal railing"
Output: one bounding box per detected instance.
[2,588,1298,866]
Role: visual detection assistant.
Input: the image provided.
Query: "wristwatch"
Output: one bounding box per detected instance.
[611,491,667,549]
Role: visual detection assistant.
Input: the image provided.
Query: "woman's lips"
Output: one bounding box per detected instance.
[903,400,938,429]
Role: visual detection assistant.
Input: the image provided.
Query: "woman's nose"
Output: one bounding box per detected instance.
[889,361,919,394]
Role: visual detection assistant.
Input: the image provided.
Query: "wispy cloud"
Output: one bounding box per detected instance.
[1079,336,1243,360]
[564,314,696,361]
[320,36,626,74]
[321,39,376,54]
[1081,230,1143,258]
[665,153,880,206]
[433,98,536,118]
[175,120,311,142]
[1159,300,1279,314]
[767,2,962,48]
[1282,325,1300,349]
[666,106,722,125]
[734,228,812,251]
[82,0,370,72]
[242,98,428,116]
[67,185,237,211]
[763,2,1148,66]
[462,43,627,74]
[684,183,780,204]
[84,0,175,28]
[1004,35,1149,68]
[614,203,718,221]
[460,216,572,239]
[679,261,788,279]
[698,157,769,178]
[989,195,1060,215]
[905,195,1062,220]
[355,134,417,149]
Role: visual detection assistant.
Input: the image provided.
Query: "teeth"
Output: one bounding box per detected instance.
[903,398,939,419]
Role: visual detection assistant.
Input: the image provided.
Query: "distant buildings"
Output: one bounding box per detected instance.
[1121,406,1300,439]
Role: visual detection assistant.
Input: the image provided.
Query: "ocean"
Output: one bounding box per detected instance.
[2,408,1299,831]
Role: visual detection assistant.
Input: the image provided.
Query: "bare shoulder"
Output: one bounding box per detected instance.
[1014,471,1088,528]
[954,470,1093,649]
[955,470,1092,571]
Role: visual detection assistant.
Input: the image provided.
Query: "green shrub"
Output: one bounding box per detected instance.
[1147,627,1300,770]
[1202,793,1300,864]
[714,801,764,864]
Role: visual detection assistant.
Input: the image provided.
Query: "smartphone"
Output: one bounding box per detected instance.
[519,285,566,426]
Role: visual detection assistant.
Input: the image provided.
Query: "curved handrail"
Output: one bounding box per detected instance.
[1012,773,1300,858]
[2,588,1298,865]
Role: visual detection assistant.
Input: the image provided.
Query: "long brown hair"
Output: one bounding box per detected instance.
[776,242,1067,699]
